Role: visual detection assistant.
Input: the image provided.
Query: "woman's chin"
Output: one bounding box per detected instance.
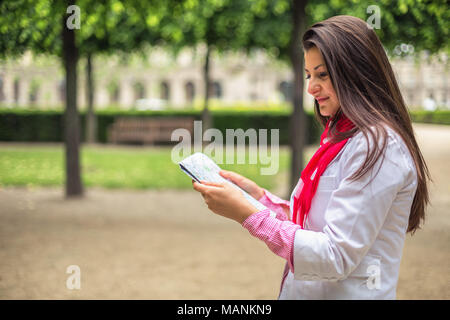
[319,105,339,118]
[319,109,331,117]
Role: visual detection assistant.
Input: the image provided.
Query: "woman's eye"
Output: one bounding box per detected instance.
[305,72,327,80]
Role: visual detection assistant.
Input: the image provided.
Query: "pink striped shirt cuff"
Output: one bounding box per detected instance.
[242,208,300,273]
[258,189,290,221]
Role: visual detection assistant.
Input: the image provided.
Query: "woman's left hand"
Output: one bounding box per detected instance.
[192,180,260,224]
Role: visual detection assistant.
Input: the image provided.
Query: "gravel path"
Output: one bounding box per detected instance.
[0,123,449,299]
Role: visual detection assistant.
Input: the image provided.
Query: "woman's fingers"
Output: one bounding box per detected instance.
[219,170,229,178]
[220,170,242,184]
[201,181,224,188]
[220,170,235,178]
[192,181,202,192]
[193,181,224,194]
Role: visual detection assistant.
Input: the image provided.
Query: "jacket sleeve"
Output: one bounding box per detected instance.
[258,189,290,221]
[292,133,415,281]
[242,208,300,273]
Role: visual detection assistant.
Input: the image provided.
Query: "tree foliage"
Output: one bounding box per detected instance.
[242,0,449,62]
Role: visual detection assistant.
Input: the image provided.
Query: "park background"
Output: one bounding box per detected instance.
[0,0,449,299]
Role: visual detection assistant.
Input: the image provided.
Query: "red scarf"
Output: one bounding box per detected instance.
[292,113,355,228]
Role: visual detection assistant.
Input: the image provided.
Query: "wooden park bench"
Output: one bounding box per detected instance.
[108,117,194,145]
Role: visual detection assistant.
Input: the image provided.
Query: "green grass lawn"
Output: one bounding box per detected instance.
[0,145,291,190]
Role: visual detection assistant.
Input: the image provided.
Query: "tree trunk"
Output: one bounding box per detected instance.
[202,44,212,132]
[63,2,83,197]
[288,0,308,197]
[86,53,97,143]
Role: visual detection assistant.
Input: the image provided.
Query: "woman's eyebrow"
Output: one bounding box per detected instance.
[305,63,324,72]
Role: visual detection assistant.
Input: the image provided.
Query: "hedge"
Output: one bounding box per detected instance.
[0,108,448,145]
[0,108,322,145]
[408,110,450,125]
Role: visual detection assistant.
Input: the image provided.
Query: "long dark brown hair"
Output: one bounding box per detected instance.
[302,15,430,234]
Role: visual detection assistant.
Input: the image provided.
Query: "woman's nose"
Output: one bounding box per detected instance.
[307,80,320,96]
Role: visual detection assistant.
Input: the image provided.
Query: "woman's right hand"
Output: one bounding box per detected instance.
[219,170,264,201]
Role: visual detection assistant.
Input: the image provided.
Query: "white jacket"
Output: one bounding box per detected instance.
[279,126,418,299]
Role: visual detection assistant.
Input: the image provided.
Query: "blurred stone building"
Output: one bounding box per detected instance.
[0,46,448,110]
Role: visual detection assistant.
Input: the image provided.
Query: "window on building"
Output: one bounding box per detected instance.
[161,81,170,101]
[107,81,120,104]
[29,79,40,105]
[185,81,195,104]
[279,81,293,102]
[407,90,414,106]
[58,79,66,103]
[210,81,222,99]
[133,81,146,100]
[14,78,20,103]
[0,75,5,102]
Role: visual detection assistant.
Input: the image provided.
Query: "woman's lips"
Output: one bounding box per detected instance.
[316,97,329,104]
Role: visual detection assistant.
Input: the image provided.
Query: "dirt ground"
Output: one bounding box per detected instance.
[0,123,448,300]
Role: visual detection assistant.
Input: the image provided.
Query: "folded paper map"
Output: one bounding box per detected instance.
[179,152,275,216]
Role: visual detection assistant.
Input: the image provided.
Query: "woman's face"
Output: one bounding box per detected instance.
[304,46,340,117]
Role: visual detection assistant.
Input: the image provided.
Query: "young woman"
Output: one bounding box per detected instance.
[192,15,430,299]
